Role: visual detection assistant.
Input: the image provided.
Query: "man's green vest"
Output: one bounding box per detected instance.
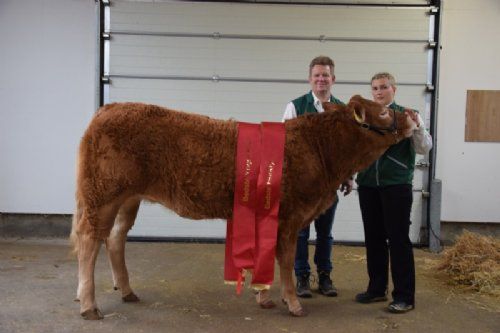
[292,91,344,116]
[356,102,417,187]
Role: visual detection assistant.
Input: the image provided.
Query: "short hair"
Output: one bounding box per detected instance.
[309,56,335,75]
[371,72,396,86]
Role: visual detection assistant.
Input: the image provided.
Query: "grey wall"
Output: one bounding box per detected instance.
[0,0,97,214]
[436,0,500,223]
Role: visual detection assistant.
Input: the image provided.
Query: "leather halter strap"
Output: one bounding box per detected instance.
[353,107,398,136]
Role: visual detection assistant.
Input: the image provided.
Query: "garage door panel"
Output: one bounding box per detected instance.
[130,190,424,241]
[111,35,428,83]
[128,186,428,243]
[110,35,218,77]
[109,78,427,123]
[112,1,429,40]
[109,78,306,121]
[130,204,226,238]
[129,199,423,241]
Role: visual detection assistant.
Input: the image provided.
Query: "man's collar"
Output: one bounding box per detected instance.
[310,91,333,113]
[311,91,332,105]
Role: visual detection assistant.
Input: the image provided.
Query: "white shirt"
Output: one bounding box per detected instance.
[411,112,433,155]
[384,102,432,155]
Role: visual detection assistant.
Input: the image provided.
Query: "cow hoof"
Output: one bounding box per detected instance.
[283,299,307,317]
[259,299,276,309]
[122,292,140,303]
[289,307,307,317]
[81,308,104,320]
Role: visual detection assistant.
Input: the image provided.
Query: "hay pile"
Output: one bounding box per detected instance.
[437,230,500,296]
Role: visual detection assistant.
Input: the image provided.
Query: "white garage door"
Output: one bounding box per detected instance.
[102,0,437,243]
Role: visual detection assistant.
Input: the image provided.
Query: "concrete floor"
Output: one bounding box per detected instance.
[0,238,498,333]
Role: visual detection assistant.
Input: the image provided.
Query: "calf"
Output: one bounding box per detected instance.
[71,95,417,319]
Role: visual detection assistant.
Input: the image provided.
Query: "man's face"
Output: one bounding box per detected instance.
[309,65,334,96]
[371,78,396,106]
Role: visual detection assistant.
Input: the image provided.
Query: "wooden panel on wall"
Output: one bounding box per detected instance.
[465,90,500,142]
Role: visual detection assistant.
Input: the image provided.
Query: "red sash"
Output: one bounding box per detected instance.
[224,122,285,292]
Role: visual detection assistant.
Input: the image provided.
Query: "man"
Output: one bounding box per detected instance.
[283,56,353,298]
[355,72,432,313]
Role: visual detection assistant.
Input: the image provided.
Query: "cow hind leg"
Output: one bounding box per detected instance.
[105,197,141,303]
[76,202,121,320]
[77,232,104,320]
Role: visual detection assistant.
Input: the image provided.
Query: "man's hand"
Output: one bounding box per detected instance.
[340,178,354,196]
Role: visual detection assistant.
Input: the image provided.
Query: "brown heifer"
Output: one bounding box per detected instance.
[70,95,417,319]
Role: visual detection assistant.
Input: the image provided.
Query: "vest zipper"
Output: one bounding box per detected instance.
[387,155,408,169]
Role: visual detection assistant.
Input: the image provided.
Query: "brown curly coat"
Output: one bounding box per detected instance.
[71,95,416,319]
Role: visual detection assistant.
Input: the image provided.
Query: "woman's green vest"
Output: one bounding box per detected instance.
[356,102,416,187]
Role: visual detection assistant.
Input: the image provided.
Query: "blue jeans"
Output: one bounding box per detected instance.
[294,198,338,277]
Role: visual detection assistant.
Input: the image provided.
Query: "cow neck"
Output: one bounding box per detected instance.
[308,111,389,188]
[306,112,349,192]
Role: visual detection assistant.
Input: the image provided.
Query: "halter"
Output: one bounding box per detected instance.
[353,108,398,136]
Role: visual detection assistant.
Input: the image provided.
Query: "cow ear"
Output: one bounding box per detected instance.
[322,102,343,112]
[352,101,366,124]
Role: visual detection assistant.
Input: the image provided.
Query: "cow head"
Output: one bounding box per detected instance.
[335,95,417,142]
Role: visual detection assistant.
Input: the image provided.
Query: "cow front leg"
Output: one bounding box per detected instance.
[255,288,276,309]
[105,198,141,303]
[277,231,306,317]
[77,233,103,320]
[279,262,306,316]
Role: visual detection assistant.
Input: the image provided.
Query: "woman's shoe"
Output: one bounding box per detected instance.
[355,291,387,304]
[387,301,414,313]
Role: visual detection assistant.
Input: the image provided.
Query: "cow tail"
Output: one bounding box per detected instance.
[70,149,83,257]
[69,199,82,257]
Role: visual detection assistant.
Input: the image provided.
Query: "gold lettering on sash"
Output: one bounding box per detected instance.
[264,162,275,209]
[242,158,252,202]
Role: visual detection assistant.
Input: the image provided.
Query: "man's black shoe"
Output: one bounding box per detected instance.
[355,291,387,304]
[318,271,338,297]
[296,274,312,298]
[388,301,414,313]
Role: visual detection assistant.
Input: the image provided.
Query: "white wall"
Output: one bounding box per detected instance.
[0,0,97,213]
[436,0,500,223]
